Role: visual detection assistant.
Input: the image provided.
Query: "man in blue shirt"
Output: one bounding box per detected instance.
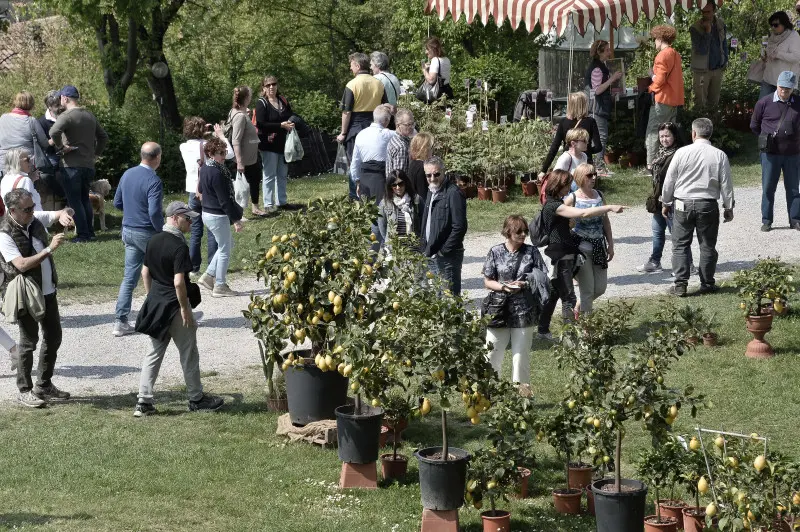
[690,3,728,110]
[112,142,164,336]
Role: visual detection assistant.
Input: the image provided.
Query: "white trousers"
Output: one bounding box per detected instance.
[485,326,534,384]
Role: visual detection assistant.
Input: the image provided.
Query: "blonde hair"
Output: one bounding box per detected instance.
[566,92,588,120]
[14,91,35,111]
[260,76,278,97]
[573,163,596,188]
[565,128,589,148]
[410,132,434,161]
[4,147,31,175]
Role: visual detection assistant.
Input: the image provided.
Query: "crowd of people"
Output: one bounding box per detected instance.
[1,11,799,410]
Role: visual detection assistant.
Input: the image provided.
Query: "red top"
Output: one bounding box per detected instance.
[649,47,685,107]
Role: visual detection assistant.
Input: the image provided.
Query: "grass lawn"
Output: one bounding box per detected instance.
[58,135,762,304]
[0,289,798,531]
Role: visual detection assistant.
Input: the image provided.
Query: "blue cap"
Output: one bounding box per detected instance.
[59,85,80,99]
[777,71,797,89]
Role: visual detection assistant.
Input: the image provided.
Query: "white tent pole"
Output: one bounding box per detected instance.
[567,14,575,96]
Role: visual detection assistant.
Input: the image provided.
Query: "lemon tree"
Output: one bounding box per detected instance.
[680,436,712,513]
[636,436,689,523]
[731,257,797,317]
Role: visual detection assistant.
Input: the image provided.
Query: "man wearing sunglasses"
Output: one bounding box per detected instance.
[0,188,71,408]
[420,156,467,295]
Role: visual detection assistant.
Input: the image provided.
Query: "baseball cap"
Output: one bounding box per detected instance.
[165,201,199,218]
[59,85,80,99]
[777,71,797,89]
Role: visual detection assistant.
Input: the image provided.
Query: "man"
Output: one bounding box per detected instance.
[386,108,415,179]
[662,118,734,297]
[370,51,402,108]
[336,53,387,200]
[690,2,728,110]
[351,104,395,204]
[132,201,224,417]
[0,189,74,407]
[750,70,800,232]
[420,156,467,296]
[49,85,109,243]
[112,142,165,337]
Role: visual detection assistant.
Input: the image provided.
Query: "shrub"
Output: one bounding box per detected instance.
[453,53,533,117]
[291,90,341,134]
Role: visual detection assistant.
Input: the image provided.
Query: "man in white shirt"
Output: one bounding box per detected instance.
[0,188,74,407]
[351,104,396,204]
[661,118,734,297]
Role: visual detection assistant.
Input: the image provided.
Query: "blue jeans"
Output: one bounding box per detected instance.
[760,152,800,225]
[261,150,288,208]
[428,249,464,296]
[115,227,156,322]
[651,212,693,265]
[203,212,233,286]
[187,193,217,273]
[62,166,96,240]
[759,82,777,100]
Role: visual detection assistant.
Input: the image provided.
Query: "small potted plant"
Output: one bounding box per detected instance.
[680,435,710,532]
[636,437,688,531]
[266,369,288,412]
[677,305,706,345]
[466,446,516,532]
[379,384,419,482]
[701,313,719,347]
[542,408,584,514]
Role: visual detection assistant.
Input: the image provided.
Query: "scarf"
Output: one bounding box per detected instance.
[209,159,232,181]
[768,29,793,58]
[650,144,677,183]
[392,193,412,211]
[10,108,30,116]
[162,223,187,243]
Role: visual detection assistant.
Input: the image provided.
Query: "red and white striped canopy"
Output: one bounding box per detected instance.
[425,0,720,35]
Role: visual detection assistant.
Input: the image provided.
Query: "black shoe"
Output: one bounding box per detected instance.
[33,383,70,401]
[133,402,157,417]
[698,284,718,295]
[761,223,772,232]
[792,221,800,231]
[188,394,224,412]
[70,237,90,243]
[667,284,687,297]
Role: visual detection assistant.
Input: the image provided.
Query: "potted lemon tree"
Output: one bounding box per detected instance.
[636,437,689,531]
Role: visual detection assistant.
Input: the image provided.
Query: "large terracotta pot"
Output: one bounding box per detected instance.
[552,488,582,514]
[521,180,538,197]
[491,187,508,203]
[477,186,492,201]
[658,500,686,529]
[682,507,706,532]
[745,313,774,359]
[568,463,593,490]
[644,515,677,532]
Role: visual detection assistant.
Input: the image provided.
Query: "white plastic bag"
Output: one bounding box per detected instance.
[284,129,304,163]
[234,171,250,210]
[333,144,349,175]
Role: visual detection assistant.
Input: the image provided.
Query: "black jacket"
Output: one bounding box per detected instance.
[420,178,467,257]
[198,163,243,222]
[255,96,294,153]
[541,116,602,174]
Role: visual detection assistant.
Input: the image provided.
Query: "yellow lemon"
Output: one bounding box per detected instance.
[706,503,717,518]
[754,455,767,472]
[698,477,709,494]
[420,398,432,415]
[689,438,701,451]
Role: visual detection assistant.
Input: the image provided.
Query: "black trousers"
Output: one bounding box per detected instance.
[17,292,62,392]
[538,257,577,334]
[671,199,719,288]
[243,159,263,205]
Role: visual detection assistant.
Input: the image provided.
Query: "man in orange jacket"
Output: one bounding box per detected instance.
[646,25,686,171]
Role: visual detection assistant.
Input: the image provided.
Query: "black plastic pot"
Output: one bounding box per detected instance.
[284,356,348,426]
[415,446,471,511]
[592,478,648,532]
[335,404,383,464]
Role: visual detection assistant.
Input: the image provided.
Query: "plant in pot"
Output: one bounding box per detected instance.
[677,304,707,345]
[465,443,518,532]
[378,382,419,482]
[731,257,797,359]
[265,369,288,412]
[680,435,712,532]
[700,313,719,347]
[636,437,689,531]
[559,303,705,532]
[542,407,585,515]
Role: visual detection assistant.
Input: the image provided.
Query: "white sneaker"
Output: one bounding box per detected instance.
[212,283,237,297]
[113,321,135,337]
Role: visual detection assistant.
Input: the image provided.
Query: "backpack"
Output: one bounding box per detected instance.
[529,205,550,248]
[223,109,245,143]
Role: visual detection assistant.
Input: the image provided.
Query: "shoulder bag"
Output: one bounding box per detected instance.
[481,249,525,328]
[759,103,789,154]
[416,58,444,104]
[28,118,56,175]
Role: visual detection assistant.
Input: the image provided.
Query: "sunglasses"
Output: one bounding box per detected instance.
[391,182,405,188]
[514,230,529,235]
[587,173,598,178]
[425,172,441,178]
[265,83,277,87]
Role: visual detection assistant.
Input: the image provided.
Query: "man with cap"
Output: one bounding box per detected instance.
[750,70,800,231]
[132,200,224,417]
[48,85,109,243]
[112,142,164,337]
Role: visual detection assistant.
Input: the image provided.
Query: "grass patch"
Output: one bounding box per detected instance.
[0,289,798,531]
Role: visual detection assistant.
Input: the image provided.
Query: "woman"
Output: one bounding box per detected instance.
[645,25,684,172]
[197,137,244,298]
[36,90,65,198]
[540,92,602,175]
[758,11,800,99]
[563,164,614,315]
[255,75,295,213]
[537,170,624,339]
[554,128,589,194]
[0,91,49,175]
[586,41,623,174]
[0,147,43,211]
[422,37,453,101]
[228,85,264,216]
[408,132,434,200]
[377,169,423,243]
[179,116,234,277]
[483,215,548,384]
[637,122,694,274]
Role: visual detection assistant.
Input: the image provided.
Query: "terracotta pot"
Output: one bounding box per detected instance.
[702,333,718,347]
[644,515,677,532]
[380,453,408,481]
[658,500,686,529]
[586,486,595,515]
[568,463,593,490]
[521,180,538,197]
[491,188,508,203]
[266,397,289,412]
[686,336,700,346]
[626,152,641,166]
[604,151,621,164]
[481,510,511,532]
[618,155,631,168]
[515,467,531,498]
[379,425,389,447]
[682,507,706,532]
[552,488,582,514]
[382,417,408,444]
[465,185,478,199]
[745,313,774,359]
[477,186,492,201]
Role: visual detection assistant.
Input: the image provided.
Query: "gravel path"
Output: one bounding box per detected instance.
[0,186,796,404]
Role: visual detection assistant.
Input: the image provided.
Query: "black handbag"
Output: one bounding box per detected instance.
[480,250,525,328]
[759,103,789,154]
[28,118,56,175]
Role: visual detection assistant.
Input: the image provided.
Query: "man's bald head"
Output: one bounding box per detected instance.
[141,142,162,169]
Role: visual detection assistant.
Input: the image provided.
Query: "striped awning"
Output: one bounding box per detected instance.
[425,0,720,35]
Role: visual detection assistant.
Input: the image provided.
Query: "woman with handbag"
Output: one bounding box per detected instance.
[255,75,295,214]
[377,169,423,244]
[756,12,800,99]
[539,92,602,177]
[0,92,50,176]
[419,37,453,103]
[0,148,44,211]
[482,215,548,385]
[227,86,264,217]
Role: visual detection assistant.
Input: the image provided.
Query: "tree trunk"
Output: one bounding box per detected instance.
[614,430,622,493]
[95,14,137,108]
[441,409,448,461]
[140,1,184,131]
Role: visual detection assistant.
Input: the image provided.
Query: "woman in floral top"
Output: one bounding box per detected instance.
[482,215,549,384]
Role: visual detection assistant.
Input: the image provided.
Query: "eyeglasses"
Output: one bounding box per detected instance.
[771,22,781,27]
[391,182,405,188]
[425,172,441,178]
[265,83,277,88]
[16,206,34,213]
[587,173,597,178]
[514,230,529,235]
[397,122,415,127]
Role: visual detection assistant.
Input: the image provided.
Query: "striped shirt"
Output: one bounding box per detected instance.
[386,134,410,177]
